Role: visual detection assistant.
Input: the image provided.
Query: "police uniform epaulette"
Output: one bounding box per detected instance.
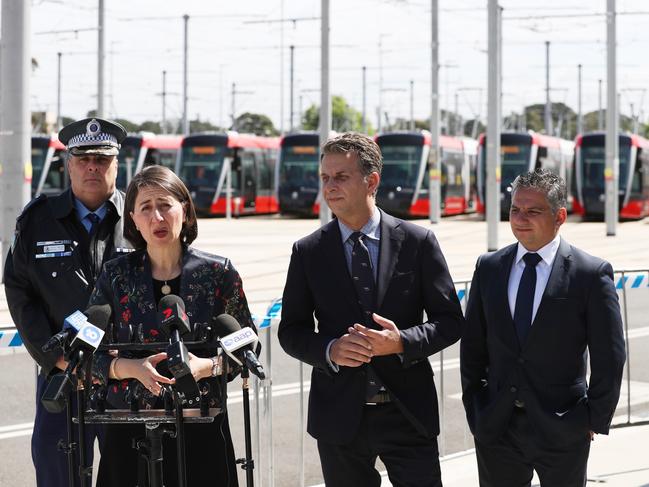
[16,193,48,222]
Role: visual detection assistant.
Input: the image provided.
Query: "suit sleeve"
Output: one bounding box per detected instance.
[3,219,61,376]
[399,230,464,367]
[278,242,333,373]
[460,255,489,432]
[586,261,626,434]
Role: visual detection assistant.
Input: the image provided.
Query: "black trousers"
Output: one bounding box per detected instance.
[317,402,442,487]
[96,412,238,487]
[33,373,105,487]
[475,408,591,487]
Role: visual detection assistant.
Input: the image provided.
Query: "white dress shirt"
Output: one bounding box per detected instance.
[507,234,561,323]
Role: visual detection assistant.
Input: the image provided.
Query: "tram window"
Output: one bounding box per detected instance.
[257,153,272,191]
[631,158,643,193]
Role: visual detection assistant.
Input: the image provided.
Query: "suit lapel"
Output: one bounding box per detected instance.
[525,238,572,345]
[491,244,520,350]
[321,219,358,310]
[376,211,405,309]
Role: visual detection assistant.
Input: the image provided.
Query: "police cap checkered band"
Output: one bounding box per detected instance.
[58,117,127,156]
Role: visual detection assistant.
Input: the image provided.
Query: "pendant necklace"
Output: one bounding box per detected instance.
[161,281,171,295]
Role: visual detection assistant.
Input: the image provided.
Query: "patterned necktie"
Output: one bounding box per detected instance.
[513,252,543,345]
[349,231,383,399]
[86,213,100,237]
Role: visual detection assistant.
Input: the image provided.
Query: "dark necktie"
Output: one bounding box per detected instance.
[87,213,100,237]
[349,232,382,399]
[513,252,542,345]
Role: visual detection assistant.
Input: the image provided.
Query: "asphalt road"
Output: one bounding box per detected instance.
[1,214,648,486]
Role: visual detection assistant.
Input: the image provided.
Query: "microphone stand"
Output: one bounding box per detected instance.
[174,390,188,487]
[61,386,78,487]
[75,350,92,487]
[236,366,255,487]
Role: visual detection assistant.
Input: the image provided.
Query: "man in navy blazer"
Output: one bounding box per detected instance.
[278,133,463,486]
[461,169,626,486]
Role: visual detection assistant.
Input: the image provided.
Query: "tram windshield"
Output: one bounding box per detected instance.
[378,144,422,188]
[180,145,226,188]
[580,137,631,191]
[117,138,142,190]
[280,145,319,188]
[31,138,49,193]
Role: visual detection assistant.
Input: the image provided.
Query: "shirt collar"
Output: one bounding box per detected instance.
[515,234,561,267]
[338,206,381,243]
[74,197,108,222]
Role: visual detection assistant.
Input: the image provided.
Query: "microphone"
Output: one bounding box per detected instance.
[69,304,111,352]
[42,310,89,352]
[41,304,112,414]
[215,314,265,380]
[158,294,192,339]
[157,294,200,406]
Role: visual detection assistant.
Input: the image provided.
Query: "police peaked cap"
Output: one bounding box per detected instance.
[58,117,127,156]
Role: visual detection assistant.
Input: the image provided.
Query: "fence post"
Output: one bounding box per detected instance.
[620,271,632,425]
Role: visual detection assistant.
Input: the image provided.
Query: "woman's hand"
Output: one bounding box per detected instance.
[188,352,214,381]
[117,352,175,396]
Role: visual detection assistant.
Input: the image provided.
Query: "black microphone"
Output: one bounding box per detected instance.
[42,304,112,353]
[157,294,200,406]
[41,304,112,414]
[214,314,265,380]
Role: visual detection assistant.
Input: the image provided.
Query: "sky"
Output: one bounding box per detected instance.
[20,0,649,132]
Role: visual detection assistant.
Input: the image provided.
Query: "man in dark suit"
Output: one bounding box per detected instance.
[278,132,464,487]
[461,169,626,487]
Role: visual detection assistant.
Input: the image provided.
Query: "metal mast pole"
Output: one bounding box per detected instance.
[97,0,105,117]
[0,0,31,275]
[162,70,167,134]
[486,0,502,251]
[182,14,189,135]
[290,45,295,132]
[605,0,618,236]
[410,80,415,131]
[231,82,236,128]
[362,66,367,133]
[57,52,62,130]
[378,36,384,133]
[319,0,332,226]
[577,64,583,135]
[544,41,552,135]
[429,0,441,224]
[598,79,604,130]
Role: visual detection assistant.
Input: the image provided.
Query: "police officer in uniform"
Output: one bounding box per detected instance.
[3,118,133,487]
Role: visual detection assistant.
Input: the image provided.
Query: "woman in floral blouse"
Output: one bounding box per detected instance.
[90,165,252,486]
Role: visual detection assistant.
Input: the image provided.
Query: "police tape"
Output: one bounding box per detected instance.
[0,329,23,348]
[616,273,649,290]
[2,275,647,348]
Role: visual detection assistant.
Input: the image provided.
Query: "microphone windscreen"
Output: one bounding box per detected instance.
[84,304,113,331]
[158,294,185,311]
[214,313,241,336]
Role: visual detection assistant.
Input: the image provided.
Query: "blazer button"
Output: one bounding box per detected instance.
[510,386,518,393]
[517,357,525,364]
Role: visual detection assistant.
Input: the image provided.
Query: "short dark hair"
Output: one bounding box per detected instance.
[321,132,383,177]
[511,169,567,213]
[123,165,198,249]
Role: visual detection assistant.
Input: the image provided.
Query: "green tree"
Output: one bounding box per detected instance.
[302,95,368,133]
[138,121,162,134]
[189,118,220,133]
[114,118,139,133]
[233,112,278,135]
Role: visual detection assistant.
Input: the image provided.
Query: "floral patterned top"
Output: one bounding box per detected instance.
[89,246,256,409]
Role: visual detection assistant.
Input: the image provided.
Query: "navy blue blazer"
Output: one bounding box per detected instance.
[278,210,464,444]
[89,246,256,409]
[461,238,626,447]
